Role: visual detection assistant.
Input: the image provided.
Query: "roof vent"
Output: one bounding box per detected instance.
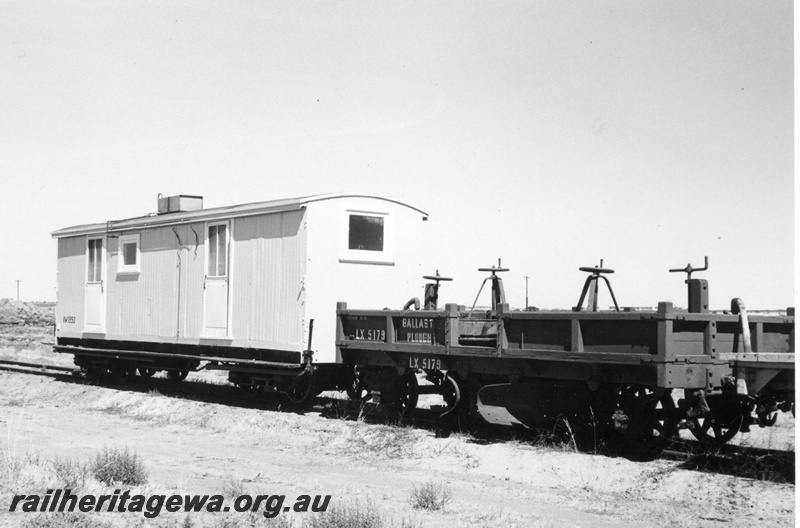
[157,194,203,214]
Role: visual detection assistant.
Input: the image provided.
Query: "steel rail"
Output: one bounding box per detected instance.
[0,358,76,373]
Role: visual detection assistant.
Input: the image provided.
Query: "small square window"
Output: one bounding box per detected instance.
[118,234,140,274]
[340,210,393,266]
[348,215,384,251]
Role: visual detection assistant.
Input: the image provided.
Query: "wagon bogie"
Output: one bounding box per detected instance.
[606,385,678,454]
[138,367,159,378]
[166,369,190,382]
[111,362,138,383]
[283,374,318,406]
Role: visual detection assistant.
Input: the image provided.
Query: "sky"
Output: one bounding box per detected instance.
[0,0,794,310]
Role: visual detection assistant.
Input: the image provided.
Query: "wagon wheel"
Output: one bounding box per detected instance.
[112,365,136,383]
[345,372,370,403]
[239,383,264,398]
[138,367,157,378]
[286,374,316,406]
[689,412,743,445]
[84,366,104,379]
[393,370,419,414]
[610,385,677,454]
[167,369,189,381]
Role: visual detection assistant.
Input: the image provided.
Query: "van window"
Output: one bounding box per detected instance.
[348,215,384,252]
[208,224,228,277]
[118,234,140,274]
[87,238,103,282]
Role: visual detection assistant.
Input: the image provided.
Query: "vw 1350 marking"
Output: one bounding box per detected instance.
[408,356,442,370]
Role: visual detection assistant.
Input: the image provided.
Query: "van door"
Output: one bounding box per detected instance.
[203,222,230,337]
[84,237,105,333]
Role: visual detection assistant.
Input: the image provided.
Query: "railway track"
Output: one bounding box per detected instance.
[0,358,77,375]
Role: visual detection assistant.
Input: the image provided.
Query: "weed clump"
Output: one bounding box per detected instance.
[409,481,452,511]
[20,512,114,528]
[344,423,418,459]
[157,512,294,528]
[50,457,90,489]
[90,447,148,486]
[304,500,382,528]
[304,500,417,528]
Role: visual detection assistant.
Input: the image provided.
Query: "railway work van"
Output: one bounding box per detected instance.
[52,193,430,365]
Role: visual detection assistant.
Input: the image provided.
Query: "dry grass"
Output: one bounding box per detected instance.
[408,481,452,511]
[90,447,148,486]
[462,508,554,528]
[304,500,419,528]
[158,512,295,528]
[222,479,248,501]
[341,422,420,460]
[50,456,91,489]
[149,500,417,528]
[430,435,481,470]
[0,323,66,367]
[1,449,40,490]
[19,512,114,528]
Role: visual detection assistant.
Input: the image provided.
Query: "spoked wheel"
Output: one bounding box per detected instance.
[392,370,419,414]
[138,367,157,378]
[285,374,316,406]
[689,412,743,445]
[610,385,677,454]
[167,370,189,382]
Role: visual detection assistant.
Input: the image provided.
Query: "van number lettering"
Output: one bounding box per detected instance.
[408,357,441,370]
[354,328,386,341]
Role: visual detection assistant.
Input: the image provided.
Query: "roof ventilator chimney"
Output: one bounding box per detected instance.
[157,193,204,214]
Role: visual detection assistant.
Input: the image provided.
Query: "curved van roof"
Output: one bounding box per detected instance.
[52,193,429,238]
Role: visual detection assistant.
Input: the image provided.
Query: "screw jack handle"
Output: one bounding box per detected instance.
[579,258,614,276]
[669,256,709,281]
[422,270,453,284]
[478,258,509,276]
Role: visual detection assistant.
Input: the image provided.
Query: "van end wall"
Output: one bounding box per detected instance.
[304,197,431,362]
[56,236,87,334]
